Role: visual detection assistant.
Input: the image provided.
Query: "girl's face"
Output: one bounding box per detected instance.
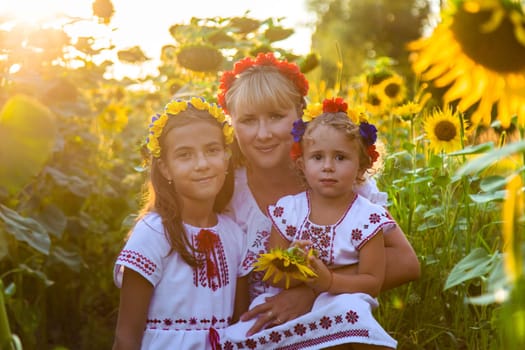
[299,124,364,200]
[158,120,229,209]
[231,106,298,170]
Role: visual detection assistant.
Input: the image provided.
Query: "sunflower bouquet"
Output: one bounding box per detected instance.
[253,246,318,289]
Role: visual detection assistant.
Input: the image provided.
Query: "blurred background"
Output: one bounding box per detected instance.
[0,0,524,349]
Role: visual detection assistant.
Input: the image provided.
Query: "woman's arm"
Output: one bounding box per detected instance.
[382,224,420,291]
[112,268,153,350]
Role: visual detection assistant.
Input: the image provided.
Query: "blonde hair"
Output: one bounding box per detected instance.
[225,65,304,117]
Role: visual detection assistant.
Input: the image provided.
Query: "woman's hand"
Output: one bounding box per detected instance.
[240,284,316,336]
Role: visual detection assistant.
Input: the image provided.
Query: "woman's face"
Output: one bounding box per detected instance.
[232,106,299,170]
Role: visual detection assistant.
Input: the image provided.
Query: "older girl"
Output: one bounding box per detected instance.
[112,98,248,350]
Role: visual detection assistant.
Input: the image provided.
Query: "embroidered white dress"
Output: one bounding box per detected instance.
[222,168,397,349]
[225,168,389,302]
[114,212,247,350]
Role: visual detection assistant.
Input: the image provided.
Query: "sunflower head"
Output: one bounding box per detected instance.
[252,247,318,289]
[424,105,464,154]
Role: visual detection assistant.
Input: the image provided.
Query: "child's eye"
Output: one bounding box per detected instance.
[175,152,192,159]
[239,116,256,124]
[312,154,323,160]
[270,113,284,120]
[335,154,346,161]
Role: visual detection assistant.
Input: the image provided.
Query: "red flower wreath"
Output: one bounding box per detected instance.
[217,52,309,115]
[322,97,348,113]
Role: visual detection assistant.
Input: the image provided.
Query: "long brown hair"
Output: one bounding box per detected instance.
[137,105,234,266]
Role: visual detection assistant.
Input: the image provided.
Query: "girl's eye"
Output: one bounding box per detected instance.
[335,154,346,161]
[175,152,192,159]
[312,154,322,160]
[239,116,256,124]
[270,113,284,120]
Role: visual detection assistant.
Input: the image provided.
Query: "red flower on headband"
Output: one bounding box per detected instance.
[367,145,380,164]
[290,142,303,161]
[217,52,308,115]
[322,97,348,113]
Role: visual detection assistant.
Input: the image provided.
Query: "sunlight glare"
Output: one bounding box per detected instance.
[1,0,90,25]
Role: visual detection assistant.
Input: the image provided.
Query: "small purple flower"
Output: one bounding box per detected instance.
[359,122,377,145]
[291,119,308,142]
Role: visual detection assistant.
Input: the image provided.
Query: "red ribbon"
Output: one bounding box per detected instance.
[196,229,220,281]
[209,327,220,350]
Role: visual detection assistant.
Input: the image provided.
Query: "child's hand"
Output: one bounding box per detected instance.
[290,240,313,256]
[305,255,333,294]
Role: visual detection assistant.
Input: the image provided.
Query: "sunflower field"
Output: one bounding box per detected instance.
[1,0,524,349]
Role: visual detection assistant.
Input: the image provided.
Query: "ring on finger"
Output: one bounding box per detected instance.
[267,310,273,318]
[275,317,283,324]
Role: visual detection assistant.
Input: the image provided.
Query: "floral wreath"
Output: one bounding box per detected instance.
[146,97,234,158]
[290,97,380,165]
[217,52,309,115]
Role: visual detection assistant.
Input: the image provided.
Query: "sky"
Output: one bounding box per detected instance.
[0,0,316,78]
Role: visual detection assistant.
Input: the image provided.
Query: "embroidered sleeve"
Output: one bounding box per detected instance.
[113,215,167,288]
[350,198,396,250]
[267,195,300,242]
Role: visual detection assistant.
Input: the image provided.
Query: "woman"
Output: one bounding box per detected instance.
[218,52,420,337]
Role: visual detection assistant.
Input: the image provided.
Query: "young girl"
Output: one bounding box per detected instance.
[112,97,249,350]
[221,97,397,349]
[218,52,420,335]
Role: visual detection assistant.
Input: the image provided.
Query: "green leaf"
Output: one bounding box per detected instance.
[469,191,506,203]
[455,141,525,176]
[0,205,50,255]
[480,176,507,192]
[444,248,498,290]
[0,95,57,194]
[50,246,84,272]
[35,204,67,238]
[448,142,494,156]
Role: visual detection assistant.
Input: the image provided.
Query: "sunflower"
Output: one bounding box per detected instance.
[372,74,407,106]
[408,0,525,129]
[253,247,317,289]
[424,105,464,153]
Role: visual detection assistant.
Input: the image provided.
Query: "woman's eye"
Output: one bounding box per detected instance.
[207,147,222,155]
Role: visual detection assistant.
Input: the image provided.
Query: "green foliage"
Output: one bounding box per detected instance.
[0,96,57,194]
[307,0,430,84]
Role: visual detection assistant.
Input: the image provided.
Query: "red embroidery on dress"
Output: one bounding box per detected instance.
[146,315,231,331]
[352,229,363,241]
[369,213,381,224]
[273,206,284,217]
[285,225,296,237]
[223,307,371,349]
[192,229,230,291]
[346,310,359,324]
[269,331,282,343]
[117,250,157,275]
[294,323,307,335]
[245,339,257,349]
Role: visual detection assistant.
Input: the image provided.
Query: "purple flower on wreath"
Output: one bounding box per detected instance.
[291,118,308,142]
[359,122,377,145]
